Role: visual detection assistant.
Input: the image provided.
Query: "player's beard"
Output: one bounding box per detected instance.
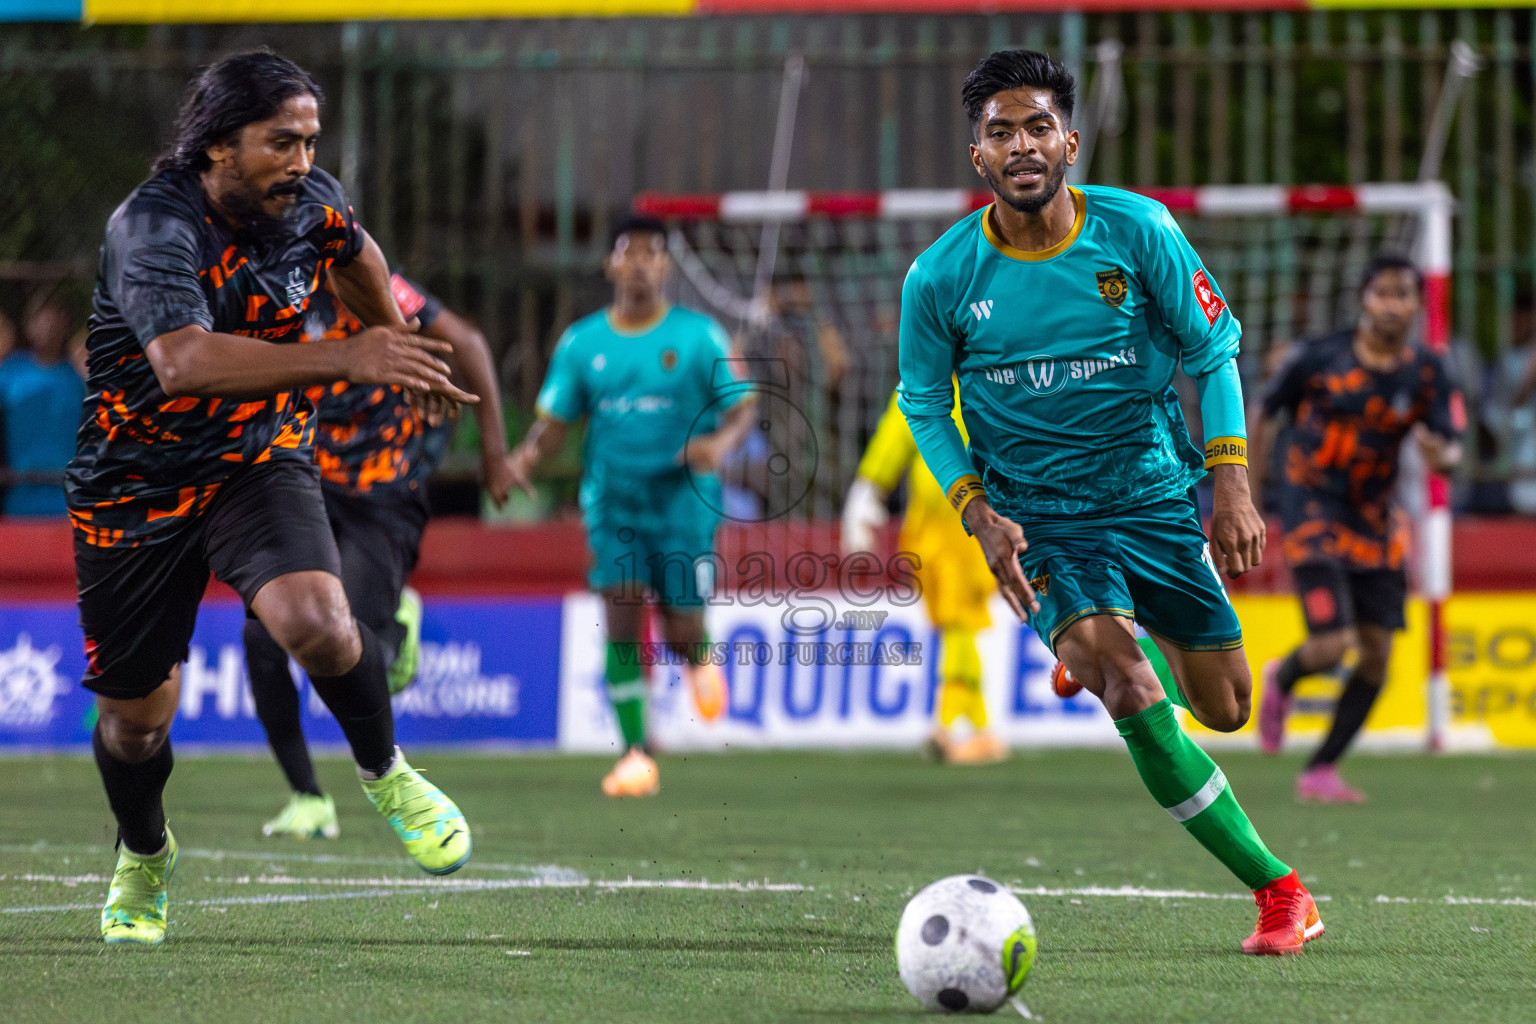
[220,177,303,248]
[983,156,1067,215]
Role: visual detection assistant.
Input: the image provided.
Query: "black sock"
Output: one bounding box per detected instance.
[1273,650,1310,695]
[92,725,173,856]
[245,619,323,797]
[1308,671,1384,768]
[308,623,396,775]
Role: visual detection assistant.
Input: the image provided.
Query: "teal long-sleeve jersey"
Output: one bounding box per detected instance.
[896,185,1246,521]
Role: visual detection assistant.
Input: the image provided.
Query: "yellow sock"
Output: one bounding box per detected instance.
[938,627,987,729]
[964,682,989,729]
[937,679,971,727]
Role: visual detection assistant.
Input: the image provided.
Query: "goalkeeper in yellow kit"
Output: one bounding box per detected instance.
[842,387,1007,765]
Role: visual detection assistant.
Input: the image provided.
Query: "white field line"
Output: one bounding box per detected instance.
[3,871,808,893]
[9,867,1536,916]
[5,849,1535,914]
[0,841,576,876]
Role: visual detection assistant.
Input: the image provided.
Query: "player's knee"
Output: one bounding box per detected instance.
[270,607,360,678]
[1192,691,1250,733]
[1093,654,1165,717]
[98,712,170,764]
[1307,630,1353,669]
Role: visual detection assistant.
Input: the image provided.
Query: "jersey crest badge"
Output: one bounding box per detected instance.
[661,349,678,371]
[1095,268,1128,308]
[284,267,309,309]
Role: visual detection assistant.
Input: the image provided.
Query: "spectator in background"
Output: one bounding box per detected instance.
[0,292,86,516]
[0,308,15,363]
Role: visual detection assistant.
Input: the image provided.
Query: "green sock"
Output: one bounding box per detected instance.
[1136,635,1188,711]
[605,642,647,748]
[1116,699,1290,891]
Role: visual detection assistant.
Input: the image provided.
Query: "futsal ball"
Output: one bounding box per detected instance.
[896,875,1037,1014]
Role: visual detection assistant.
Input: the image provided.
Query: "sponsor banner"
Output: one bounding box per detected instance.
[557,592,1116,752]
[6,590,1534,752]
[1186,594,1536,749]
[0,598,561,750]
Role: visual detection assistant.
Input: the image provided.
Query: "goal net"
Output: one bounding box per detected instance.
[635,183,1455,748]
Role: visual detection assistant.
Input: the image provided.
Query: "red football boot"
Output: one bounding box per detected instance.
[1242,871,1325,955]
[1050,661,1083,699]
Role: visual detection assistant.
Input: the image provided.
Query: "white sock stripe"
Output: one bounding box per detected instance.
[1165,767,1228,823]
[606,681,648,703]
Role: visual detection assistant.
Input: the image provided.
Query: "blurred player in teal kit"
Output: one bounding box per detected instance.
[510,215,755,797]
[898,50,1321,954]
[245,269,516,840]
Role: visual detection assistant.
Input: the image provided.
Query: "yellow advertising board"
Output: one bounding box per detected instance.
[1188,594,1536,749]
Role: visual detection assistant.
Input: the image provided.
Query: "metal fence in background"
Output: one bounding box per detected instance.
[3,11,1535,500]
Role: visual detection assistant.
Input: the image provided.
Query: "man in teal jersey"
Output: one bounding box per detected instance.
[898,50,1321,955]
[510,215,755,797]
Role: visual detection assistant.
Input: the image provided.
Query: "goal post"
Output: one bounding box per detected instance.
[635,182,1455,751]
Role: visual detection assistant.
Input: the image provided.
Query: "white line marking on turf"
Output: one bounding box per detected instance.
[2,871,807,893]
[1376,894,1536,908]
[7,881,1536,916]
[0,841,579,876]
[1010,884,1320,902]
[0,872,811,914]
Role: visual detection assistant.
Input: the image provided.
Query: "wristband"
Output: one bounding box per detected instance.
[1204,436,1248,469]
[947,474,987,517]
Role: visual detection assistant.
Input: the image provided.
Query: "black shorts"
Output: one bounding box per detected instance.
[321,485,428,644]
[76,459,342,700]
[1292,561,1408,635]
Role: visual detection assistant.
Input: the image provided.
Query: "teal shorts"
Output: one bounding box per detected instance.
[584,471,720,608]
[1017,492,1243,655]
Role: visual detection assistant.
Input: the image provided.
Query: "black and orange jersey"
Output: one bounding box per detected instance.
[300,272,451,499]
[65,166,365,548]
[1262,329,1459,571]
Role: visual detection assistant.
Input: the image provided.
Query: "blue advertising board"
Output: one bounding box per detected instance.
[0,597,562,750]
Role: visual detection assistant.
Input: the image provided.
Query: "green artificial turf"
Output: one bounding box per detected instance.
[2,749,1532,1023]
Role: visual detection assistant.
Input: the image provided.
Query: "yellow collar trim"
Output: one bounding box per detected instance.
[606,304,671,336]
[981,187,1087,262]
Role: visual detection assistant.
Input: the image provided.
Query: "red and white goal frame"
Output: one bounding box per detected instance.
[636,182,1456,750]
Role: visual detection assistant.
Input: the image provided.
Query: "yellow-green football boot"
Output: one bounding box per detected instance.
[262,792,340,839]
[360,750,471,875]
[387,586,423,695]
[101,827,178,946]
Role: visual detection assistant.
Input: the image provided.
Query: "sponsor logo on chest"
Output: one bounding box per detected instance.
[983,347,1139,396]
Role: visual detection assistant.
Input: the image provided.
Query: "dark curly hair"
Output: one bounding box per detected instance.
[1359,253,1423,295]
[961,49,1076,137]
[154,49,323,174]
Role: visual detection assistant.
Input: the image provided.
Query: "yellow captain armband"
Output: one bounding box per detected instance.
[1204,436,1248,469]
[946,475,987,517]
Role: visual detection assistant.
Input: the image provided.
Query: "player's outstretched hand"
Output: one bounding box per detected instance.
[483,452,519,508]
[1209,464,1265,578]
[962,498,1040,623]
[505,443,540,500]
[344,326,480,405]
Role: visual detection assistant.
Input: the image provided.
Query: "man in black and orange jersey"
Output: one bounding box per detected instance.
[245,270,515,840]
[1251,255,1462,802]
[65,50,477,946]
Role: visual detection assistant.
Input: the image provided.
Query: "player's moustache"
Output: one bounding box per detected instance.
[1004,161,1047,176]
[267,178,305,198]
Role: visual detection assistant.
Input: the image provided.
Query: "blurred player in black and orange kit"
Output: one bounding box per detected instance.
[245,270,515,840]
[65,50,477,946]
[1251,255,1462,802]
